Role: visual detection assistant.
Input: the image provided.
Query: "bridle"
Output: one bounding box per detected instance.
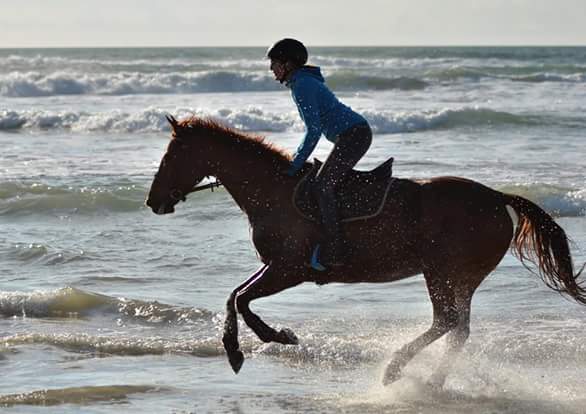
[161,121,224,205]
[168,178,223,203]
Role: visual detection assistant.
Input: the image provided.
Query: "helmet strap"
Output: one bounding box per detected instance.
[280,61,299,84]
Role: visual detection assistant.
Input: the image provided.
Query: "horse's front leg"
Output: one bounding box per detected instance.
[222,263,269,373]
[224,262,303,373]
[236,264,303,345]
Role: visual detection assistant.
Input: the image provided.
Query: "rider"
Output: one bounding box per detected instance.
[267,38,372,271]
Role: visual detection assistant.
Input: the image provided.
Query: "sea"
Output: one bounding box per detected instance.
[0,47,585,413]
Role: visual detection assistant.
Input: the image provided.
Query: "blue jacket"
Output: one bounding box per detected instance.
[287,66,367,174]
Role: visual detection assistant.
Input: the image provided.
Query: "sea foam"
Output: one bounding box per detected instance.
[1,106,573,135]
[0,286,213,324]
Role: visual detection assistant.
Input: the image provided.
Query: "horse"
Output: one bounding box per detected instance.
[145,115,585,388]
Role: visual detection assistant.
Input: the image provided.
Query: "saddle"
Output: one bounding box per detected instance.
[293,157,395,222]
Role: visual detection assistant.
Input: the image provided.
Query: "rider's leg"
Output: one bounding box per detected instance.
[313,123,372,268]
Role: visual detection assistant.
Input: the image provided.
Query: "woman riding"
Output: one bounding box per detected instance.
[267,38,372,271]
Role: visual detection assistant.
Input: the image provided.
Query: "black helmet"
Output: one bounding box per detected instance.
[266,38,308,66]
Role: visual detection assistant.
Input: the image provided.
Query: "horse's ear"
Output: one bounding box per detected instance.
[166,115,178,131]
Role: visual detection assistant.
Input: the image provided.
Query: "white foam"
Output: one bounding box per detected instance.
[0,54,265,71]
[499,184,586,217]
[0,107,299,133]
[1,106,510,134]
[514,72,586,83]
[0,71,279,97]
[0,287,111,317]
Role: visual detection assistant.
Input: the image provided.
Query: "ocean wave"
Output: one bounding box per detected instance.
[0,287,112,318]
[364,107,543,133]
[6,242,90,265]
[2,68,582,99]
[3,106,579,136]
[0,107,300,133]
[0,70,430,97]
[0,181,146,215]
[428,66,586,83]
[0,287,213,324]
[328,73,428,90]
[512,72,586,83]
[0,385,164,408]
[498,184,586,217]
[0,53,264,72]
[0,70,279,97]
[1,332,224,357]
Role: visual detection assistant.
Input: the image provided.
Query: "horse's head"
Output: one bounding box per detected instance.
[145,116,210,214]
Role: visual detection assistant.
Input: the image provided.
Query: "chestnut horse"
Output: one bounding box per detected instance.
[146,116,585,387]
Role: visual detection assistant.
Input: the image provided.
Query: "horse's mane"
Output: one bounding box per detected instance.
[175,116,292,166]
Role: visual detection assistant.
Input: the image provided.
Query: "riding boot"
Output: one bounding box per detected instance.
[316,186,345,267]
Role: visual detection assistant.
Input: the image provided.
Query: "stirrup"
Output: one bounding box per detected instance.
[310,245,327,272]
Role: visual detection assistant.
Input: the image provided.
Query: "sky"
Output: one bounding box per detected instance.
[1,0,585,47]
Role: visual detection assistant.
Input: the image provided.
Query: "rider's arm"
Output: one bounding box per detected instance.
[288,78,322,175]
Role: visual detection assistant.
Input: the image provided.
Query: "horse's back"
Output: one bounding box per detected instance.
[340,175,513,281]
[370,174,509,231]
[419,175,506,214]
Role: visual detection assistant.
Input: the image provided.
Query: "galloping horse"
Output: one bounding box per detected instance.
[146,116,585,387]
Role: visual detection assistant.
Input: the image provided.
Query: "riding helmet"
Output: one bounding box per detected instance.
[266,38,308,66]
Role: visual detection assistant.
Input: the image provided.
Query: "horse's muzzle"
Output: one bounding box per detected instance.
[145,198,176,215]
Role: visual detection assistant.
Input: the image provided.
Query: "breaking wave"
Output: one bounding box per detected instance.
[0,181,146,215]
[2,106,583,135]
[429,66,586,83]
[498,184,586,217]
[0,70,429,97]
[0,71,278,97]
[0,385,164,407]
[0,286,213,324]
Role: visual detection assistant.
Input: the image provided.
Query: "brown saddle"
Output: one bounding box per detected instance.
[293,157,395,222]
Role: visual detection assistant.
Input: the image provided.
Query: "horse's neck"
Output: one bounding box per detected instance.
[210,144,287,220]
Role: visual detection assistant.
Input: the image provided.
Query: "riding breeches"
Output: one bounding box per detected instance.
[313,122,372,262]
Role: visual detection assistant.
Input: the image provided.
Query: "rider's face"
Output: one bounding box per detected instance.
[270,59,288,82]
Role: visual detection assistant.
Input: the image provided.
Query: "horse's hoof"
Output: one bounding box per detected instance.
[228,350,244,374]
[276,328,299,345]
[382,372,400,386]
[382,364,402,386]
[427,373,447,391]
[426,380,444,393]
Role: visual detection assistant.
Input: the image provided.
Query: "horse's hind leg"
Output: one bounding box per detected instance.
[383,272,459,385]
[427,273,487,388]
[427,290,474,388]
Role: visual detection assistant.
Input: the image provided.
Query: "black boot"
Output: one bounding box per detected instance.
[313,186,345,269]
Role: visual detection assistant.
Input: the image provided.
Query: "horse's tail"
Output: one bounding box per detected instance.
[504,194,586,305]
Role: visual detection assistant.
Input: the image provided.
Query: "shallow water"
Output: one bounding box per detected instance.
[1,47,585,413]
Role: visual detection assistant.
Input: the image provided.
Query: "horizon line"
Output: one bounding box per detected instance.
[1,44,585,50]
